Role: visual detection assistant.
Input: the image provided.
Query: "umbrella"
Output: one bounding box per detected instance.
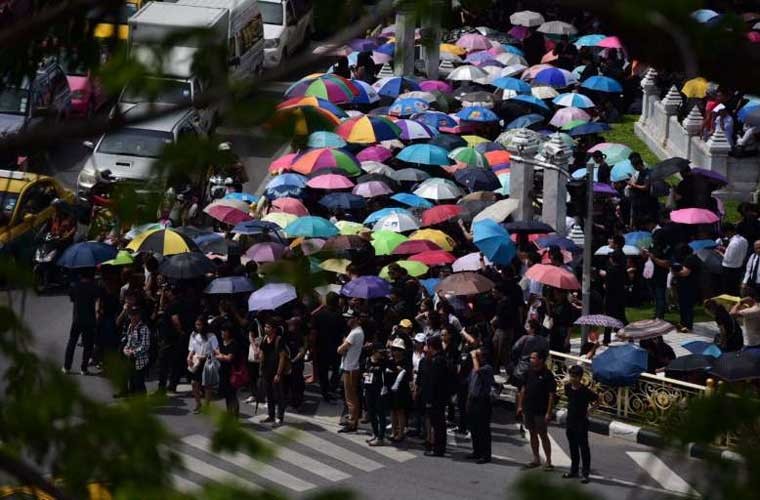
[588,143,633,165]
[394,119,438,141]
[392,239,442,255]
[452,252,492,272]
[681,340,723,358]
[454,167,501,192]
[337,115,401,144]
[319,192,366,211]
[353,180,393,198]
[537,20,577,36]
[695,248,723,274]
[320,258,352,274]
[324,235,370,253]
[266,173,308,191]
[483,149,510,167]
[447,65,489,82]
[472,220,516,265]
[232,220,282,235]
[389,98,430,117]
[392,167,431,183]
[270,105,341,135]
[610,160,637,182]
[245,242,288,263]
[349,38,380,51]
[650,157,689,180]
[681,77,710,99]
[574,314,624,329]
[553,92,595,108]
[306,173,355,190]
[371,230,408,255]
[397,143,452,165]
[691,168,728,186]
[277,96,349,119]
[504,221,554,234]
[350,79,381,105]
[456,33,492,51]
[127,229,198,256]
[271,197,309,216]
[203,200,252,225]
[491,76,531,93]
[372,76,421,98]
[412,111,458,130]
[159,252,215,279]
[248,283,298,311]
[596,36,623,49]
[670,208,719,225]
[581,75,623,93]
[510,10,544,27]
[419,80,453,93]
[616,319,676,341]
[409,250,457,266]
[456,106,499,122]
[410,228,457,251]
[284,216,339,238]
[692,9,719,23]
[666,354,713,373]
[550,107,591,128]
[525,263,580,289]
[335,220,366,236]
[459,91,498,108]
[205,276,256,295]
[379,260,429,279]
[568,122,611,136]
[373,212,421,232]
[414,178,464,201]
[594,245,641,256]
[505,113,544,129]
[364,207,413,225]
[124,222,166,240]
[291,148,361,176]
[472,198,519,223]
[535,235,580,252]
[285,74,359,104]
[449,147,489,168]
[194,232,237,255]
[269,153,299,174]
[390,192,433,208]
[224,192,259,204]
[357,145,393,162]
[357,173,398,191]
[341,275,392,299]
[624,231,653,249]
[101,250,135,267]
[421,205,462,226]
[709,351,760,382]
[429,134,468,151]
[592,344,648,386]
[574,34,606,47]
[534,67,577,88]
[508,94,551,112]
[58,242,118,269]
[436,271,495,295]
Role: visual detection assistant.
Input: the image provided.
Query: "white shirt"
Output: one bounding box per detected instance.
[738,304,760,347]
[340,327,364,371]
[722,234,748,269]
[743,253,760,285]
[188,332,219,357]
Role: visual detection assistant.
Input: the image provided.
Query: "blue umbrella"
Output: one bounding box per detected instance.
[411,111,457,129]
[351,79,381,105]
[232,220,282,235]
[501,44,524,56]
[624,231,653,248]
[506,113,545,129]
[472,219,516,265]
[574,34,606,47]
[689,239,718,251]
[420,277,441,296]
[534,67,575,88]
[509,94,551,111]
[456,106,499,122]
[738,101,760,122]
[375,41,395,55]
[568,122,610,136]
[553,92,595,108]
[536,235,581,252]
[266,173,307,189]
[389,97,429,117]
[284,216,339,238]
[265,185,304,200]
[454,167,501,192]
[581,75,623,93]
[224,192,259,203]
[374,76,420,98]
[591,344,648,386]
[491,76,531,93]
[364,207,413,224]
[341,275,392,299]
[571,167,598,181]
[610,160,636,182]
[319,192,366,211]
[391,192,434,208]
[397,143,451,165]
[205,276,256,295]
[681,340,723,358]
[58,241,118,268]
[307,131,347,148]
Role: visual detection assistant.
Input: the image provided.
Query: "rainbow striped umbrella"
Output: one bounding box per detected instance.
[394,119,438,141]
[285,74,359,104]
[336,115,401,144]
[277,96,349,118]
[270,106,340,136]
[290,148,361,176]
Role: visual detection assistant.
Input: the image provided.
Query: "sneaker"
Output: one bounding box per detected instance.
[337,426,357,433]
[581,476,590,484]
[261,416,275,423]
[80,369,94,376]
[562,473,579,479]
[243,396,255,404]
[368,438,385,447]
[366,436,378,444]
[275,419,284,427]
[61,367,71,375]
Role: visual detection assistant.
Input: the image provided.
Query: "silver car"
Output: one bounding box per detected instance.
[77,103,205,196]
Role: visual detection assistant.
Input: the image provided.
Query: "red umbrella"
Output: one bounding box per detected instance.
[392,239,443,255]
[421,204,462,226]
[525,263,580,290]
[271,197,309,216]
[269,153,298,173]
[670,208,719,225]
[409,250,457,266]
[203,201,252,225]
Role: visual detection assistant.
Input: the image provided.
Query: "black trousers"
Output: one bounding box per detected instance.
[64,321,95,372]
[317,350,340,397]
[264,377,287,420]
[456,383,468,433]
[721,266,742,296]
[425,404,447,454]
[128,364,146,394]
[566,422,591,476]
[290,361,305,408]
[468,401,492,459]
[157,338,184,390]
[365,392,388,439]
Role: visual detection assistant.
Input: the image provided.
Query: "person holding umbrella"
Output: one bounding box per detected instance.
[600,235,628,344]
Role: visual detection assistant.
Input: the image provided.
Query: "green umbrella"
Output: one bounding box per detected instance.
[101,250,135,267]
[560,119,589,131]
[371,230,408,255]
[448,147,489,167]
[380,260,429,279]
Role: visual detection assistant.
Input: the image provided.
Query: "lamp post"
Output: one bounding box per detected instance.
[581,161,594,346]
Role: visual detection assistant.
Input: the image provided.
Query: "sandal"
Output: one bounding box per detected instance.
[524,461,541,469]
[543,464,554,471]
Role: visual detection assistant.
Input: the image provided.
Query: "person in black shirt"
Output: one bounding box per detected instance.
[310,292,346,401]
[562,365,597,483]
[363,344,391,446]
[466,349,495,464]
[516,350,556,470]
[591,151,611,185]
[601,235,628,344]
[418,335,449,457]
[63,269,99,375]
[672,244,702,331]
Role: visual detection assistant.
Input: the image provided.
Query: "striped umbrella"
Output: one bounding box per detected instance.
[574,314,625,329]
[616,319,675,341]
[336,116,402,144]
[290,148,361,176]
[394,119,438,141]
[126,228,199,256]
[269,106,341,136]
[276,96,349,118]
[350,79,381,104]
[553,92,595,108]
[449,147,489,167]
[285,74,359,104]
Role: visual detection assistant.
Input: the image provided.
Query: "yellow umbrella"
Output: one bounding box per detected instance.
[126,229,197,256]
[709,294,741,310]
[380,260,429,279]
[335,220,367,235]
[320,258,352,274]
[440,43,466,56]
[262,212,298,228]
[462,135,489,146]
[681,77,709,99]
[409,229,456,251]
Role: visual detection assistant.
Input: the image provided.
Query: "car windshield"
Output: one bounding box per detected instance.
[97,128,173,158]
[122,79,192,106]
[1,192,19,220]
[0,88,29,116]
[260,2,284,25]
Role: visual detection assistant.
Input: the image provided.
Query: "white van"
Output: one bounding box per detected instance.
[259,0,313,68]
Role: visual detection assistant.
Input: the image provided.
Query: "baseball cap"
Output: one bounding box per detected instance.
[414,333,427,344]
[399,319,413,329]
[390,338,407,350]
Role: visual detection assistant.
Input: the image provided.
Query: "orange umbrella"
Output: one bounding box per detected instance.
[525,263,580,290]
[484,150,511,167]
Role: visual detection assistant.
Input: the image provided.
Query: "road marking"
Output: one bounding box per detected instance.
[248,431,351,482]
[627,451,699,496]
[175,450,261,490]
[546,433,572,468]
[171,474,200,492]
[183,434,315,492]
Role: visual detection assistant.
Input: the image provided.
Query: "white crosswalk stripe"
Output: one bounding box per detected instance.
[627,451,699,496]
[175,450,261,490]
[248,432,351,482]
[546,433,572,468]
[182,434,316,492]
[171,473,200,493]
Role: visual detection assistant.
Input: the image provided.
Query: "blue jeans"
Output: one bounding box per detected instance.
[653,285,667,320]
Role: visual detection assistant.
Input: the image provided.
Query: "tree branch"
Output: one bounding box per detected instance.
[0,449,76,500]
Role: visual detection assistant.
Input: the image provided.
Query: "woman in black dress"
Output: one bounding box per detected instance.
[215,322,241,417]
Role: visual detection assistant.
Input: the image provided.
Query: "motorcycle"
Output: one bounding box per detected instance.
[205,174,230,205]
[33,233,67,293]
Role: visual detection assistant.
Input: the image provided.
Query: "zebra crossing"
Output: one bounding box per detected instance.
[167,413,701,497]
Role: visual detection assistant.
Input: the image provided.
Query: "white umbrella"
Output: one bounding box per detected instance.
[372,213,421,233]
[496,128,542,148]
[452,252,492,272]
[360,161,395,176]
[501,64,528,77]
[495,53,528,66]
[446,64,488,82]
[413,178,465,201]
[595,245,641,256]
[398,90,437,103]
[440,51,463,63]
[472,198,520,224]
[510,10,545,27]
[537,21,578,36]
[531,85,559,99]
[474,65,503,85]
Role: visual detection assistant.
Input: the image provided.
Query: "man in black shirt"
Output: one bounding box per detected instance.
[602,234,628,344]
[311,292,346,401]
[155,286,187,393]
[672,244,702,332]
[517,350,556,470]
[563,365,597,483]
[418,335,449,457]
[63,269,99,375]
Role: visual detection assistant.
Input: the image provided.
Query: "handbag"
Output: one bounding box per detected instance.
[230,361,250,389]
[188,354,203,373]
[202,357,220,386]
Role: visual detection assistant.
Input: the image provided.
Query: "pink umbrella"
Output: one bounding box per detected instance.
[749,31,760,43]
[486,45,505,56]
[456,33,492,51]
[508,26,530,40]
[521,63,554,80]
[670,208,720,225]
[271,197,309,216]
[306,174,355,189]
[549,107,591,127]
[357,145,393,162]
[203,204,252,225]
[352,180,393,198]
[541,50,559,63]
[597,36,623,49]
[269,153,298,173]
[245,242,288,263]
[419,80,452,93]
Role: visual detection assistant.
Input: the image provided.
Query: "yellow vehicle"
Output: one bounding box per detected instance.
[0,170,74,262]
[93,1,144,41]
[0,483,110,499]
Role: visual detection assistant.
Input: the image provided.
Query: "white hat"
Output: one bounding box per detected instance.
[390,338,407,350]
[414,333,427,344]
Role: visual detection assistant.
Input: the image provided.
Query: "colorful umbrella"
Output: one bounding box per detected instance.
[248,283,298,311]
[670,208,720,225]
[553,92,595,108]
[58,241,118,269]
[336,115,402,144]
[307,131,348,148]
[394,119,438,141]
[414,178,465,201]
[127,228,198,256]
[277,96,349,119]
[373,212,421,232]
[574,314,624,329]
[371,230,408,255]
[472,219,516,265]
[284,216,339,238]
[574,34,606,47]
[525,263,580,289]
[270,105,341,136]
[616,319,675,341]
[290,148,361,176]
[409,249,457,266]
[389,97,430,117]
[350,79,381,104]
[271,197,309,216]
[245,242,288,263]
[437,271,495,295]
[306,173,355,190]
[448,147,489,168]
[581,75,623,93]
[285,74,359,104]
[550,107,591,127]
[341,275,392,299]
[390,192,434,208]
[319,192,366,211]
[262,212,298,228]
[410,228,456,251]
[421,204,462,226]
[372,76,421,98]
[379,260,429,279]
[397,143,451,165]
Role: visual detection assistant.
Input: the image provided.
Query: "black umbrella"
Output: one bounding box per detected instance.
[158,252,216,280]
[430,134,467,151]
[458,91,498,108]
[650,157,689,181]
[453,83,488,99]
[665,354,713,373]
[357,173,400,191]
[695,248,723,275]
[709,351,760,382]
[504,221,555,234]
[453,167,501,192]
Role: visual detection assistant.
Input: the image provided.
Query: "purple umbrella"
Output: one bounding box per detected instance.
[341,275,392,299]
[508,26,531,40]
[248,283,297,311]
[353,180,393,198]
[245,242,288,263]
[691,167,728,185]
[349,38,379,51]
[593,182,619,196]
[574,314,624,329]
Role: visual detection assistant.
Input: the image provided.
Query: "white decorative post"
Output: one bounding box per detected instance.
[377,63,394,78]
[438,59,454,77]
[639,67,659,125]
[504,129,540,221]
[707,126,732,186]
[541,133,572,236]
[661,85,683,149]
[394,8,416,77]
[682,105,704,162]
